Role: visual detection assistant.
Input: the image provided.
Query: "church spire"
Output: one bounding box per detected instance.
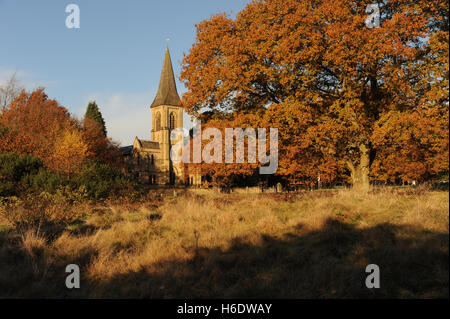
[151,46,181,108]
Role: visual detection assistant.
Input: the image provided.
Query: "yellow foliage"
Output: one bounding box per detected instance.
[50,129,89,177]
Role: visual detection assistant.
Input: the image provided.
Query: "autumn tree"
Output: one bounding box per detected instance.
[0,88,80,170]
[189,105,348,189]
[50,129,89,178]
[181,0,449,190]
[371,107,449,183]
[84,101,107,136]
[82,117,110,161]
[189,113,260,189]
[262,100,348,188]
[82,102,123,169]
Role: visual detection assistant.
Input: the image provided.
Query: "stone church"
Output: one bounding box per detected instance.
[121,47,200,187]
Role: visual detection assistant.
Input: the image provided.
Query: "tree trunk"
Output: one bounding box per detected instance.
[347,144,370,192]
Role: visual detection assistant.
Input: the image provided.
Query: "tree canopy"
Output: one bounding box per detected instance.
[84,101,107,136]
[180,0,449,189]
[0,89,122,176]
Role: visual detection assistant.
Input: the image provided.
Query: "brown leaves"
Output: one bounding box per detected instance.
[0,88,78,168]
[181,0,448,187]
[372,107,449,182]
[81,117,122,168]
[0,88,123,177]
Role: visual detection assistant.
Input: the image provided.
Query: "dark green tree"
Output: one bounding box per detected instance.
[84,101,107,136]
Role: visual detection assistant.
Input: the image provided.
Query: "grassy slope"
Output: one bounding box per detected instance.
[0,189,448,298]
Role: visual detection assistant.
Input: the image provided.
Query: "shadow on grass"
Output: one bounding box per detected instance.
[0,218,448,298]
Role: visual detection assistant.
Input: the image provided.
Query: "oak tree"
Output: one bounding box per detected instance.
[180,0,449,190]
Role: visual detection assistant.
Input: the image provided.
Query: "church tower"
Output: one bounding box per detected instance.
[150,46,183,185]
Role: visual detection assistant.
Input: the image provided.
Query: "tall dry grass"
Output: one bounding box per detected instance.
[0,188,448,298]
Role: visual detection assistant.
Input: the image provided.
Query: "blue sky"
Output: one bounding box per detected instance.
[0,0,249,145]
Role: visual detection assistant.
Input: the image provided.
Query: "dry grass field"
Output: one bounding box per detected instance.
[0,188,448,298]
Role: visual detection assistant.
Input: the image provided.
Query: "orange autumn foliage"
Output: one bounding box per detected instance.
[0,88,85,171]
[372,107,449,183]
[193,113,260,188]
[181,0,449,189]
[261,101,348,188]
[0,88,123,176]
[82,117,123,169]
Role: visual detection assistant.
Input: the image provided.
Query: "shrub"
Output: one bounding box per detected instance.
[25,168,65,193]
[73,161,133,199]
[0,153,137,201]
[0,153,43,196]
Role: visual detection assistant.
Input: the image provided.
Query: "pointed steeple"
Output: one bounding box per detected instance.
[151,46,181,108]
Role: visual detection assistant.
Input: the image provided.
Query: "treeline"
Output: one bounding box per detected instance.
[0,88,134,200]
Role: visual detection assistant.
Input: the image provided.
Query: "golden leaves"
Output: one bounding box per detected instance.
[50,130,89,178]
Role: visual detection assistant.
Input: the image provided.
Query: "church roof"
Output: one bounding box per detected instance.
[120,145,133,155]
[137,138,160,149]
[150,47,181,108]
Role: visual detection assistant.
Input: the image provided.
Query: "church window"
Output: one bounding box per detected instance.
[169,112,176,130]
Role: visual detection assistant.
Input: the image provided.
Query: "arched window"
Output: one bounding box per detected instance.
[151,154,154,165]
[169,112,176,130]
[155,112,161,131]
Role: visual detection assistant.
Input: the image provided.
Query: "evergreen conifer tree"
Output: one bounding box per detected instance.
[84,101,107,136]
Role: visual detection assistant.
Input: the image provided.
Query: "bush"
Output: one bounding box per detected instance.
[0,153,137,201]
[73,161,133,199]
[25,168,64,193]
[0,153,43,196]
